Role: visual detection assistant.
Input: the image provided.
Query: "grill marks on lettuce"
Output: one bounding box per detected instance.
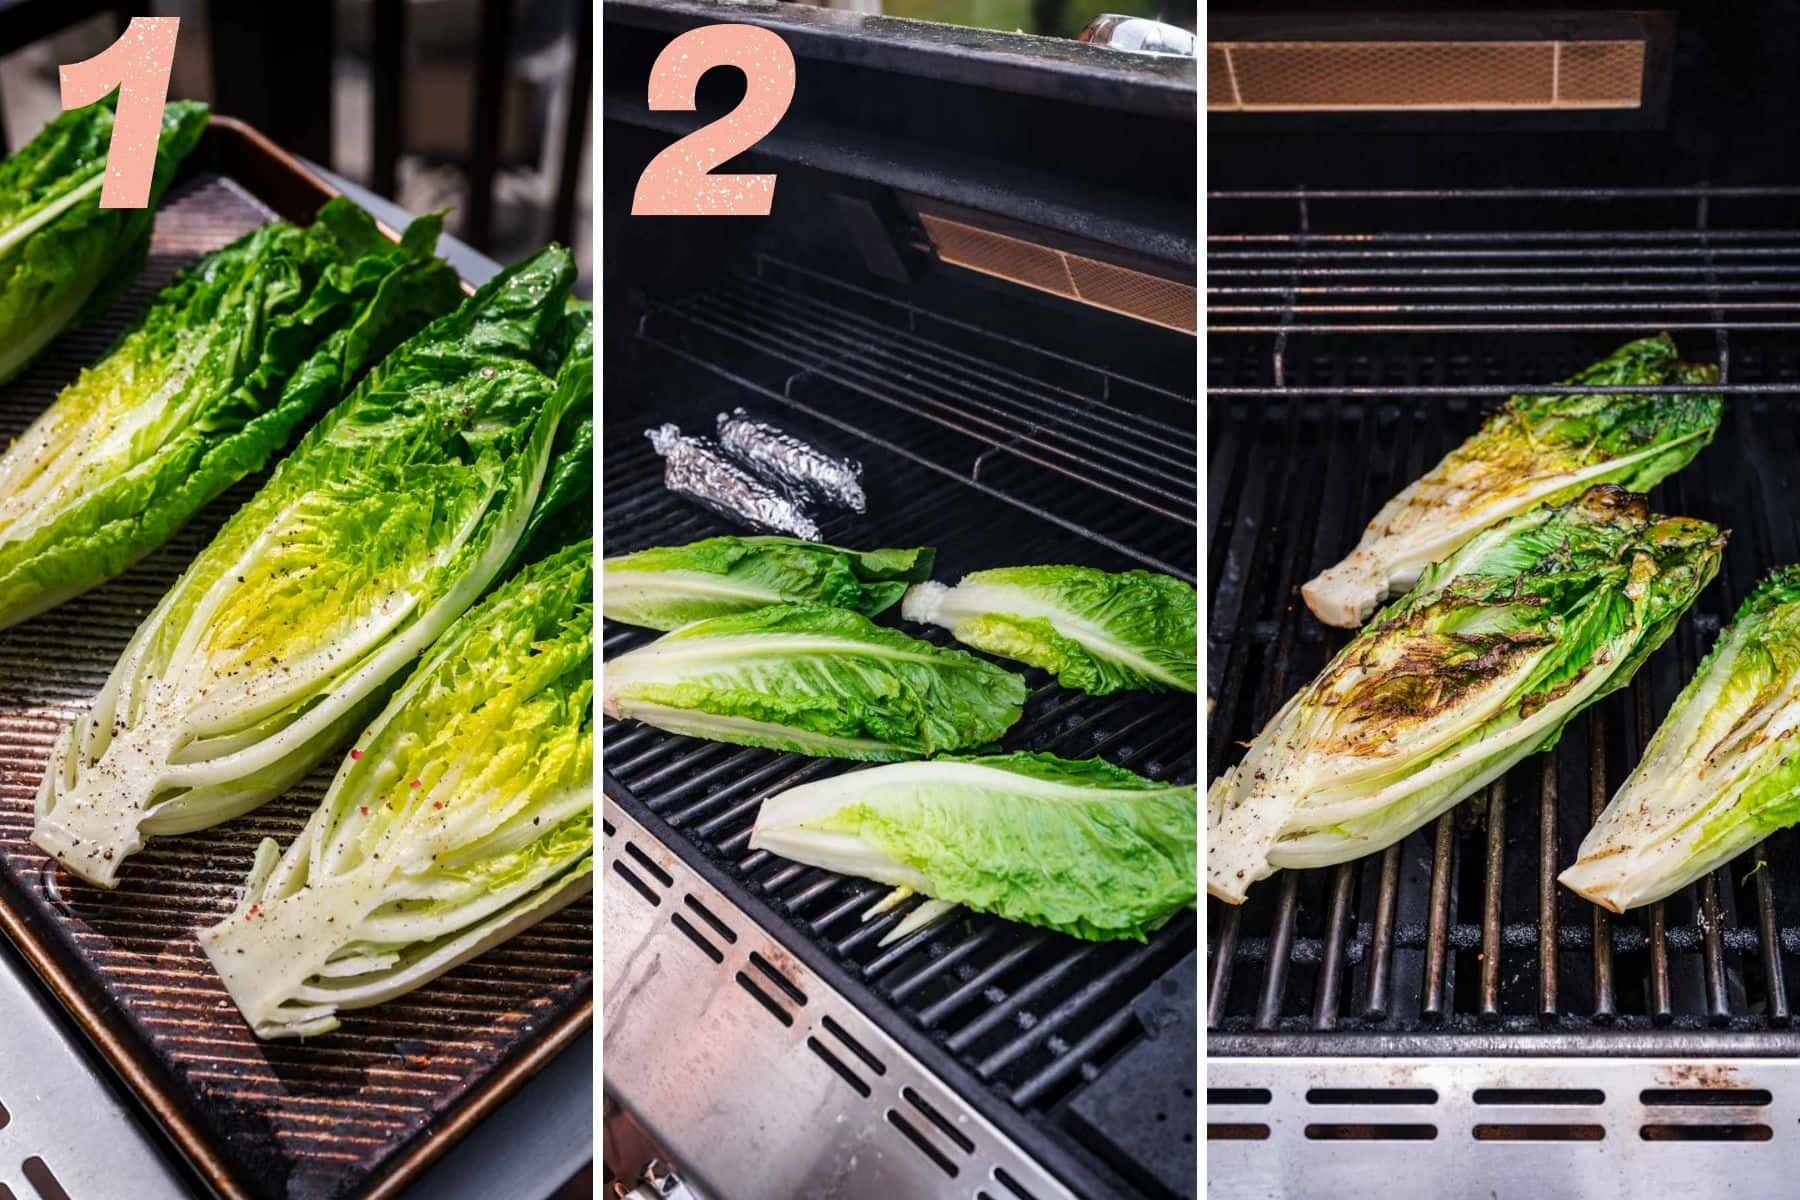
[1563,567,1800,912]
[0,198,462,630]
[1209,485,1725,905]
[1302,336,1723,628]
[602,602,1027,761]
[200,540,593,1039]
[31,247,583,887]
[0,97,208,385]
[602,536,935,631]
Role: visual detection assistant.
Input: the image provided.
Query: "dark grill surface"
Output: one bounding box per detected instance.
[604,259,1197,1200]
[0,172,590,1199]
[1207,185,1800,1052]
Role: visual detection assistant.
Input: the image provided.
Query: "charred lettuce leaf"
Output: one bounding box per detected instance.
[1564,567,1800,912]
[603,602,1026,760]
[32,247,583,887]
[0,197,462,629]
[1211,485,1723,905]
[1303,336,1722,628]
[200,539,592,1039]
[603,536,934,630]
[901,565,1196,694]
[0,96,208,384]
[751,752,1195,941]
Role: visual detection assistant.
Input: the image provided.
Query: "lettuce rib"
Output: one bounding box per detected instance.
[32,247,585,887]
[200,540,593,1039]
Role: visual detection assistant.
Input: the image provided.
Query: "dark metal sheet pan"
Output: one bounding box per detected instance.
[0,117,591,1200]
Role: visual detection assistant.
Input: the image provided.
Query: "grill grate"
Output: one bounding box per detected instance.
[0,171,590,1200]
[606,263,1196,1199]
[1207,184,1800,1052]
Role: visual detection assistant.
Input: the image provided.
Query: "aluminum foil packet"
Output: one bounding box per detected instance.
[716,408,867,514]
[646,423,821,540]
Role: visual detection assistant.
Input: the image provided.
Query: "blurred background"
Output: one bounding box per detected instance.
[0,0,591,296]
[793,0,1195,40]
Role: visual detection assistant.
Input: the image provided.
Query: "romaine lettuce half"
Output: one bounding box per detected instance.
[0,197,462,629]
[750,752,1196,941]
[1303,336,1722,628]
[603,536,934,630]
[0,96,208,385]
[200,538,593,1039]
[603,602,1027,760]
[1563,567,1800,912]
[1210,485,1724,905]
[32,246,584,887]
[901,565,1197,694]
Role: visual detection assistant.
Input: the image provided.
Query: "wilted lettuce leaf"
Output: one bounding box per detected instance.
[603,602,1027,760]
[199,539,593,1039]
[1564,566,1800,912]
[1303,335,1723,628]
[902,565,1196,694]
[1211,485,1724,905]
[33,246,583,887]
[751,752,1195,941]
[0,197,462,629]
[603,536,935,630]
[0,96,209,385]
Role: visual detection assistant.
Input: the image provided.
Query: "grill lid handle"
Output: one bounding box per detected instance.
[1078,14,1195,56]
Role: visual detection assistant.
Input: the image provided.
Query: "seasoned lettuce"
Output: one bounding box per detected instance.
[1303,336,1722,628]
[0,198,461,629]
[603,536,934,630]
[32,247,584,887]
[750,752,1196,941]
[602,603,1026,760]
[0,96,208,385]
[200,539,593,1039]
[1563,567,1800,912]
[901,565,1196,694]
[1210,485,1723,905]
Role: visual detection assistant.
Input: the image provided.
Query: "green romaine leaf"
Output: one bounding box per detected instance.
[0,197,462,629]
[901,565,1196,694]
[750,752,1195,941]
[603,536,935,630]
[32,246,582,887]
[199,539,593,1039]
[1210,485,1724,905]
[1303,335,1723,628]
[602,602,1027,760]
[0,96,208,385]
[1563,566,1800,912]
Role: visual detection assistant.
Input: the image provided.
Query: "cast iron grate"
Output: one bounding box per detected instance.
[606,265,1197,1199]
[1208,185,1800,1052]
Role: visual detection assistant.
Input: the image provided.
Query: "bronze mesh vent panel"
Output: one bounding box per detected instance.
[0,171,591,1200]
[919,213,1196,334]
[1209,39,1645,111]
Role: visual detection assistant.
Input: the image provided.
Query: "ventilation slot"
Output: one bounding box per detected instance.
[993,1165,1041,1200]
[670,912,723,963]
[918,213,1195,334]
[623,842,674,889]
[807,1035,870,1098]
[734,970,794,1027]
[683,894,737,944]
[1208,1088,1271,1106]
[904,1086,975,1154]
[1641,1125,1773,1142]
[1641,1089,1774,1107]
[748,951,807,1007]
[1306,1088,1438,1106]
[1473,1124,1605,1141]
[822,1014,885,1077]
[887,1110,959,1178]
[1304,1124,1437,1140]
[610,860,660,907]
[21,1158,71,1200]
[1209,1123,1271,1140]
[1475,1089,1605,1106]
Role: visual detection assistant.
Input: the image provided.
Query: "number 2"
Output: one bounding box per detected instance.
[59,17,181,210]
[632,24,794,217]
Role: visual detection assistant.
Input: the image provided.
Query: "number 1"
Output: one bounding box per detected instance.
[60,17,181,210]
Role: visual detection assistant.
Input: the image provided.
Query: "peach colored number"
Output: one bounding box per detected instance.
[59,17,181,210]
[632,24,794,217]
